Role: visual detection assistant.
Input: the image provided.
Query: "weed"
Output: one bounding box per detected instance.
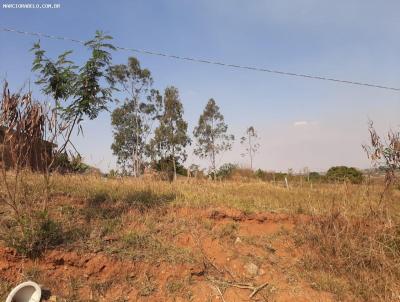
[297,211,400,301]
[88,191,110,207]
[23,265,41,281]
[100,217,121,236]
[0,279,12,300]
[119,231,195,264]
[217,222,239,241]
[166,278,186,295]
[308,271,349,301]
[90,280,114,298]
[201,219,215,231]
[137,273,156,297]
[4,212,64,257]
[67,277,82,302]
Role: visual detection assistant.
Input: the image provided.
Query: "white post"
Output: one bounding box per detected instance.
[285,177,289,189]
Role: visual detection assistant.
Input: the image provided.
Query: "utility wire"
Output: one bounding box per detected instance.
[2,27,400,92]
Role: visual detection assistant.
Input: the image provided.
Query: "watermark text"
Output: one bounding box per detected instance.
[2,3,61,9]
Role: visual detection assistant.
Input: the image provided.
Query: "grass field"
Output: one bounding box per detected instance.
[48,174,399,216]
[0,174,399,301]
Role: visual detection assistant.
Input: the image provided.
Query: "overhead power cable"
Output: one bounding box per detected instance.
[2,27,400,92]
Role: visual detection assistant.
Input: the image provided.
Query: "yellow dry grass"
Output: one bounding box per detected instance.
[43,174,400,218]
[1,172,399,301]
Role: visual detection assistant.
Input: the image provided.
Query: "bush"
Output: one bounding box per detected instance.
[273,172,288,182]
[254,169,266,180]
[326,166,364,184]
[54,153,90,174]
[5,212,64,257]
[215,163,237,179]
[309,171,322,181]
[151,157,187,179]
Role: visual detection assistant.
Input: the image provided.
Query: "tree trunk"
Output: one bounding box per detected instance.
[248,132,253,170]
[133,98,141,178]
[172,156,177,181]
[132,149,138,177]
[211,148,216,180]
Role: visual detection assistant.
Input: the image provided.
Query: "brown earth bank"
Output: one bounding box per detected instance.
[0,206,335,302]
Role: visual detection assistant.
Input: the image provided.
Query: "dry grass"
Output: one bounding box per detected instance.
[297,211,400,301]
[1,173,400,301]
[0,280,12,301]
[42,174,399,218]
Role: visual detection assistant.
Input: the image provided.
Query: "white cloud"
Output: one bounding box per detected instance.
[293,121,308,127]
[293,120,318,127]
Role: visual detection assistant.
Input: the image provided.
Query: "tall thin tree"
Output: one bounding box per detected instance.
[193,98,234,179]
[151,87,190,181]
[110,57,161,176]
[240,126,260,170]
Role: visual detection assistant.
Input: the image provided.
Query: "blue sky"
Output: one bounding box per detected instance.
[1,0,399,172]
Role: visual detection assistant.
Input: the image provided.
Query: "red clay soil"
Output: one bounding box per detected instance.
[0,207,333,302]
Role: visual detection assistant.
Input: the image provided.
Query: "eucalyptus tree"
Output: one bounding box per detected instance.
[240,126,260,170]
[193,98,234,179]
[110,57,162,176]
[150,86,190,181]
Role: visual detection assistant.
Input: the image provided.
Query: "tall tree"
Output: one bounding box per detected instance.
[31,30,115,156]
[240,126,260,170]
[110,57,161,176]
[151,87,190,181]
[193,98,234,179]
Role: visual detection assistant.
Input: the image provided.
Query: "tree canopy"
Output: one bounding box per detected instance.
[110,57,161,176]
[193,98,234,178]
[150,87,190,180]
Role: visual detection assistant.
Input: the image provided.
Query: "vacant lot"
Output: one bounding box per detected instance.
[0,175,399,301]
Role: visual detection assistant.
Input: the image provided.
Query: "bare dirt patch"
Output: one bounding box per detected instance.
[0,205,333,301]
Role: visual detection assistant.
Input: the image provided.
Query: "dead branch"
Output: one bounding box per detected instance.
[214,285,227,302]
[208,277,269,300]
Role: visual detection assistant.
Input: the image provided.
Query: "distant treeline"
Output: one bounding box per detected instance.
[182,164,365,184]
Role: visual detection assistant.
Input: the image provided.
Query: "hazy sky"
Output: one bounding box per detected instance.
[1,0,399,172]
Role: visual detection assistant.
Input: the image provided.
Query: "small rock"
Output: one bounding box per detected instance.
[190,262,205,276]
[268,255,279,264]
[265,244,276,253]
[234,237,242,244]
[244,262,259,276]
[49,296,58,302]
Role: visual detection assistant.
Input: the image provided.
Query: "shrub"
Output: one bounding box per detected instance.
[54,153,90,174]
[309,171,322,181]
[5,212,64,257]
[326,166,363,184]
[151,157,187,179]
[254,169,266,180]
[273,172,288,182]
[215,163,237,179]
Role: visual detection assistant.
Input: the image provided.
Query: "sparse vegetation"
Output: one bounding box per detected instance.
[0,173,399,301]
[298,210,400,301]
[1,23,399,302]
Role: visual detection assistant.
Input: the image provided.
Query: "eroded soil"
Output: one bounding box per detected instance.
[0,205,333,301]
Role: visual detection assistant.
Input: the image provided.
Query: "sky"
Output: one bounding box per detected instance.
[1,0,399,173]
